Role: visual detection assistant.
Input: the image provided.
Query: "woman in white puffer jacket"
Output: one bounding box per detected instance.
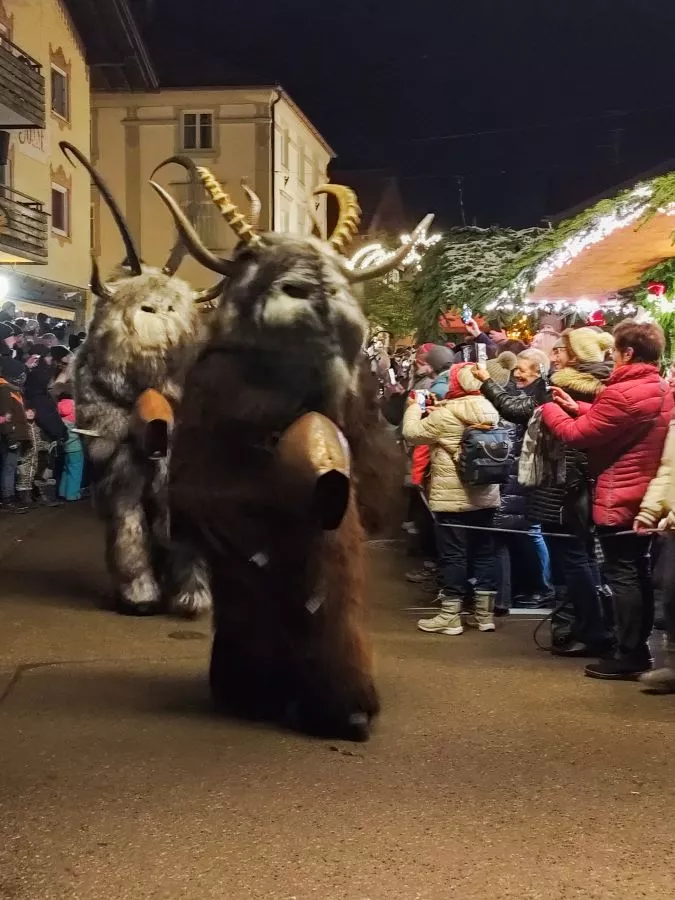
[635,419,675,691]
[403,363,500,636]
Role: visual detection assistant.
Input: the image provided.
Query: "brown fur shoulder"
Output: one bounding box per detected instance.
[342,359,405,537]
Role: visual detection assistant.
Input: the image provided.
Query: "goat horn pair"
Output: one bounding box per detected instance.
[149,167,265,275]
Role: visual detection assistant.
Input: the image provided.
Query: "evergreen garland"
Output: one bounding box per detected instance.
[411,226,545,339]
[483,171,675,306]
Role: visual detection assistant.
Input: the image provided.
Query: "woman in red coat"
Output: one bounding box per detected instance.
[541,322,673,681]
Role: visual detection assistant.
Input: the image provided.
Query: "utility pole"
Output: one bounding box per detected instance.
[456,175,467,226]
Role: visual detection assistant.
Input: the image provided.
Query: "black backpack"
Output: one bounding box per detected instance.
[455,425,512,486]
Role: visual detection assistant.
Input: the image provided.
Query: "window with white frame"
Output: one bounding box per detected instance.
[280,129,290,169]
[181,111,214,151]
[297,143,305,185]
[51,184,69,236]
[51,65,69,120]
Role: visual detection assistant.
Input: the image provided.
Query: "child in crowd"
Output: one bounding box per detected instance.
[56,397,84,501]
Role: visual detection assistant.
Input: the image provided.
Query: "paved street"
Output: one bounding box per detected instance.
[1,505,674,900]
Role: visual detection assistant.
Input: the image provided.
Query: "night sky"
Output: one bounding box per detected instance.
[132,0,675,229]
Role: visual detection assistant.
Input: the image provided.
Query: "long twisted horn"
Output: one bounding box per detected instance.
[150,155,204,276]
[149,181,231,276]
[314,184,361,253]
[241,179,262,228]
[344,214,435,283]
[60,142,142,277]
[195,167,262,247]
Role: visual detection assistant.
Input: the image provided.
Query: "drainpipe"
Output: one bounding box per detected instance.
[269,87,282,231]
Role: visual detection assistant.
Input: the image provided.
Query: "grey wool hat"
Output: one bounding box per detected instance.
[485,350,517,387]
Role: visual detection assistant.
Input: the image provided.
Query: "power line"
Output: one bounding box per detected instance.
[407,102,675,145]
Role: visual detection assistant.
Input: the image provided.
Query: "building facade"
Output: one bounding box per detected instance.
[92,87,334,290]
[0,0,155,323]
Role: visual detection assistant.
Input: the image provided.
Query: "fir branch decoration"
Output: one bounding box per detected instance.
[485,171,675,306]
[411,226,545,339]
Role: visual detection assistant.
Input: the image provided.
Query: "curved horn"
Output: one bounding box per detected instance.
[149,181,231,276]
[195,166,262,246]
[60,141,142,277]
[194,279,226,304]
[90,255,114,301]
[313,184,361,253]
[241,179,262,228]
[150,155,205,276]
[344,214,435,284]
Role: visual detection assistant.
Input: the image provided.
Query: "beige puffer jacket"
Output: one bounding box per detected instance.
[403,391,501,513]
[636,419,675,529]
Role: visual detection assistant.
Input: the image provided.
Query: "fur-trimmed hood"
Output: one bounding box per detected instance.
[551,363,612,400]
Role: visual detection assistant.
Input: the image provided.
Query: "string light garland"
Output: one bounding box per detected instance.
[491,183,675,309]
[347,224,441,278]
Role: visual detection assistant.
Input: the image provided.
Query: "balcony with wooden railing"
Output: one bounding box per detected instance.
[0,184,48,264]
[0,35,45,129]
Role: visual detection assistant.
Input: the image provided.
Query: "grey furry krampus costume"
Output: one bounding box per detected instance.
[62,144,223,616]
[153,167,431,740]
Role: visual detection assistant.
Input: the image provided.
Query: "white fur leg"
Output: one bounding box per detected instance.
[119,570,161,610]
[171,559,212,619]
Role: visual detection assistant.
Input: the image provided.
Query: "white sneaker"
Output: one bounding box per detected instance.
[417,597,463,635]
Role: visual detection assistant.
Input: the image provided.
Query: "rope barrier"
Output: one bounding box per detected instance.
[434,522,655,539]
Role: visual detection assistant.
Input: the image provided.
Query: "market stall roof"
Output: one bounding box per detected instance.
[489,167,675,307]
[530,209,675,302]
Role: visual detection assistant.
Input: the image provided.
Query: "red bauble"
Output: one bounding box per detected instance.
[587,309,606,327]
[648,281,666,297]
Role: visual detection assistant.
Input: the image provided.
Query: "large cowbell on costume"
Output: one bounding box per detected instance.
[61,143,225,617]
[153,163,433,741]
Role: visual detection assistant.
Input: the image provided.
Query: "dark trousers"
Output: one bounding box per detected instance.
[598,529,654,659]
[0,440,18,501]
[547,532,610,644]
[434,508,496,598]
[651,534,675,645]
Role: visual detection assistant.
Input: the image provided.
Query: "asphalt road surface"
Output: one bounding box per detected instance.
[1,504,674,900]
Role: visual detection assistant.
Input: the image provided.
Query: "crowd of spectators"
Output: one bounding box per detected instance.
[0,300,86,511]
[369,313,675,693]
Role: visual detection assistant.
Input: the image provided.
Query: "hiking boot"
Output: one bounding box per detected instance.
[465,590,496,632]
[417,595,463,635]
[0,498,29,514]
[405,566,436,584]
[585,647,653,681]
[639,647,675,693]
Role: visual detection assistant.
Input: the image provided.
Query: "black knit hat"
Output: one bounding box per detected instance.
[0,355,27,386]
[51,345,71,363]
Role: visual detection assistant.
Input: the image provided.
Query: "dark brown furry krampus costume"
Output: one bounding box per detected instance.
[62,145,223,616]
[153,169,431,739]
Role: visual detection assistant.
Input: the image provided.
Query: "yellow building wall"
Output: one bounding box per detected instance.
[93,88,332,292]
[5,0,91,293]
[274,97,332,236]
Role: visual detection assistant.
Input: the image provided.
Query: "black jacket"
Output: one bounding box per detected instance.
[482,377,543,530]
[25,362,68,443]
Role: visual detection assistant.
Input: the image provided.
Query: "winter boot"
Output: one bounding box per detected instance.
[34,478,63,507]
[417,594,463,635]
[639,645,675,693]
[466,591,496,632]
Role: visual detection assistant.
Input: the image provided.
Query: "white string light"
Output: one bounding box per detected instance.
[347,224,441,278]
[493,183,675,308]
